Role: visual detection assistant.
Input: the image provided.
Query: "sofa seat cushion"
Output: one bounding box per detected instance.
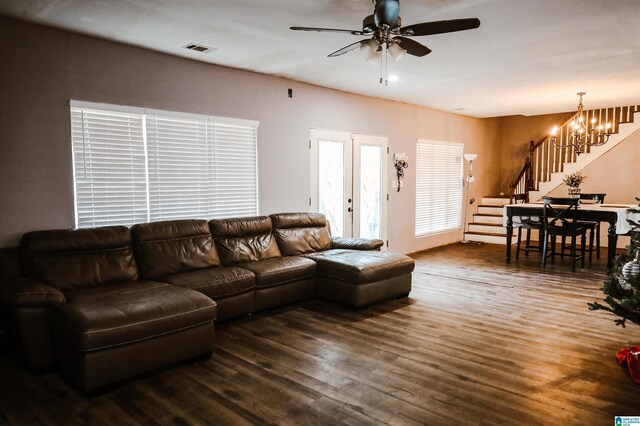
[239,256,316,289]
[160,266,256,300]
[53,281,216,353]
[315,251,415,285]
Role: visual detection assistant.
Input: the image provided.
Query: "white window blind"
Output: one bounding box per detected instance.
[71,108,149,227]
[211,123,258,218]
[71,102,258,228]
[147,115,212,221]
[415,140,463,236]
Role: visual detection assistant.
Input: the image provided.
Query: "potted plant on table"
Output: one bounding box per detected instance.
[589,198,640,384]
[563,171,586,198]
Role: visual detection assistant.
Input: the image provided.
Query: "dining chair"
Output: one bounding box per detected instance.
[515,217,542,259]
[541,197,587,272]
[580,193,606,259]
[512,192,541,259]
[560,193,606,261]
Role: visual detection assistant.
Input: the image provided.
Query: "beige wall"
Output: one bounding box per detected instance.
[550,128,640,248]
[497,112,573,191]
[0,17,503,254]
[547,129,640,203]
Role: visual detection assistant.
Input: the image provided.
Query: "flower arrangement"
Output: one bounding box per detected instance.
[563,171,586,188]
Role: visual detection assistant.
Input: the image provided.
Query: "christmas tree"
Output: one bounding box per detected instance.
[588,198,640,327]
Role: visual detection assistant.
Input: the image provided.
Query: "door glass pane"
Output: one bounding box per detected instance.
[359,145,381,239]
[318,140,344,236]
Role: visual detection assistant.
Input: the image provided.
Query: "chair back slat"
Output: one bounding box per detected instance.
[542,197,580,231]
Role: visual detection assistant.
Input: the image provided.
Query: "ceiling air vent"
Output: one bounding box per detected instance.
[182,43,217,54]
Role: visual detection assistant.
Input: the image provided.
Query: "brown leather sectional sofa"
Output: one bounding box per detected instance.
[0,213,414,391]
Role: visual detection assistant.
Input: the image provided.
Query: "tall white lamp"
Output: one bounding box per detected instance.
[461,153,478,244]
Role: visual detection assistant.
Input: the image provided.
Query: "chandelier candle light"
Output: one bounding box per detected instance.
[550,92,612,155]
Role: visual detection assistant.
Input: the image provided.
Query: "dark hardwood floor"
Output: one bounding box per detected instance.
[1,243,639,425]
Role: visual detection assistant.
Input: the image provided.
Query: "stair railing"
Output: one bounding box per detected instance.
[509,105,640,203]
[508,157,531,203]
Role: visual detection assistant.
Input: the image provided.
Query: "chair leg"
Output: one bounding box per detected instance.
[588,228,595,263]
[561,235,566,258]
[524,229,540,256]
[596,223,601,259]
[551,235,556,264]
[516,227,522,259]
[571,234,577,272]
[581,232,586,269]
[541,231,548,268]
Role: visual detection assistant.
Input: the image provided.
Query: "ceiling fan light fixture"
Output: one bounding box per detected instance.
[388,42,407,62]
[360,38,379,58]
[366,48,382,65]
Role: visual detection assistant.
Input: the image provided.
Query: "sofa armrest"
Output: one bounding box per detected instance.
[331,236,384,251]
[1,277,66,309]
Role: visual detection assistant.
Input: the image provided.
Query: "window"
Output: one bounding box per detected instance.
[71,101,258,228]
[415,140,463,236]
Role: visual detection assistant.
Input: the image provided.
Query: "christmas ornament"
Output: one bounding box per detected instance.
[618,275,633,291]
[621,251,640,285]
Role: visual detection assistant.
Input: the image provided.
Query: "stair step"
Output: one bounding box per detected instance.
[464,231,517,245]
[477,205,504,215]
[473,214,504,225]
[465,231,508,237]
[469,223,513,234]
[481,197,512,206]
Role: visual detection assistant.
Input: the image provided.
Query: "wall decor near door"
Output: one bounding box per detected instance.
[393,153,408,192]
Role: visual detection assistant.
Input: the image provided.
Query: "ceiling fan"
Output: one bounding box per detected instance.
[291,0,480,82]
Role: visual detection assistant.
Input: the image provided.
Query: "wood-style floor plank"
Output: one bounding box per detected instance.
[1,243,639,425]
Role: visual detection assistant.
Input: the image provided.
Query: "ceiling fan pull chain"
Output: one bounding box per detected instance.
[385,47,389,86]
[379,47,383,85]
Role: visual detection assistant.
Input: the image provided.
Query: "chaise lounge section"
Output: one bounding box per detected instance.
[16,226,217,391]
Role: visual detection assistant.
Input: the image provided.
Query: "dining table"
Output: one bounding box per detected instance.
[503,202,639,270]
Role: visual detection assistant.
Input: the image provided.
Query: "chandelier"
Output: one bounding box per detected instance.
[550,92,612,155]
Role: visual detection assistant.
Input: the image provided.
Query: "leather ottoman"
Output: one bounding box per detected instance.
[52,281,216,391]
[314,251,415,308]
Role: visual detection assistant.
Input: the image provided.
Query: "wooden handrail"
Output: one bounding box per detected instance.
[509,157,530,190]
[508,157,531,203]
[529,111,580,152]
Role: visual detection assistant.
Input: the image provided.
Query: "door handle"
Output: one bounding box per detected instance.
[348,207,353,212]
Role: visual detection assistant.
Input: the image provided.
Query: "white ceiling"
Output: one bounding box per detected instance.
[1,0,639,117]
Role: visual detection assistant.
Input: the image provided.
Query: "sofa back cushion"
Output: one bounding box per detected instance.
[131,220,220,279]
[209,216,280,265]
[21,226,139,290]
[270,213,331,256]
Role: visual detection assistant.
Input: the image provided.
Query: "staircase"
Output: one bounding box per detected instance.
[529,111,640,201]
[509,105,640,203]
[470,104,640,246]
[465,196,516,244]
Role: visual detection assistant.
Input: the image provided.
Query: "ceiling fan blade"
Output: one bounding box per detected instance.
[328,40,369,58]
[401,18,481,37]
[394,37,431,57]
[290,26,366,36]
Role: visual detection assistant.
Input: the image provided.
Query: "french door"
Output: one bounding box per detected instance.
[309,129,387,245]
